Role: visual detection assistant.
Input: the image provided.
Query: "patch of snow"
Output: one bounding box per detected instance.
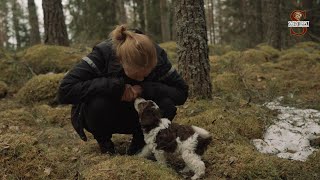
[252,97,320,161]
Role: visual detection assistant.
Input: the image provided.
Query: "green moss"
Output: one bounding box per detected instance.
[159,41,178,64]
[0,108,37,136]
[213,73,243,93]
[176,99,319,179]
[279,50,317,69]
[0,48,13,60]
[0,133,40,179]
[1,42,320,180]
[209,44,234,56]
[16,73,64,105]
[294,41,320,51]
[256,45,280,60]
[19,44,86,74]
[240,49,268,64]
[0,58,33,92]
[31,104,71,126]
[81,156,179,180]
[212,51,241,74]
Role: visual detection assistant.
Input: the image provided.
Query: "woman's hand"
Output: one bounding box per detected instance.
[131,85,142,97]
[121,84,142,102]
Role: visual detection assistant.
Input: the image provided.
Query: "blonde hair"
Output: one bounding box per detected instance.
[110,25,157,70]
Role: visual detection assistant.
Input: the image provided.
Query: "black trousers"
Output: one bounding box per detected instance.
[83,96,177,142]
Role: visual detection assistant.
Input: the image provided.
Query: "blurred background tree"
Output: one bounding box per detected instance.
[28,0,41,45]
[42,0,69,46]
[0,0,318,49]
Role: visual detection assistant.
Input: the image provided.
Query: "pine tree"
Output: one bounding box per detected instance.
[43,0,69,46]
[28,0,41,45]
[67,0,117,43]
[11,0,22,48]
[0,0,9,47]
[116,0,127,24]
[160,0,170,42]
[266,0,281,49]
[143,0,149,33]
[175,0,212,99]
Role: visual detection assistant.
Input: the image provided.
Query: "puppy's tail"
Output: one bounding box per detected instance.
[192,126,212,155]
[192,126,211,139]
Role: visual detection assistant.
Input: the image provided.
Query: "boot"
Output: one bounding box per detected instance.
[95,135,115,154]
[127,132,145,155]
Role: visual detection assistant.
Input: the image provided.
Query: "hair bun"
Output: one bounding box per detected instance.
[114,25,127,41]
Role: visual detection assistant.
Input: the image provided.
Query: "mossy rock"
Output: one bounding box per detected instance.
[16,73,64,104]
[212,51,241,73]
[209,44,234,56]
[81,156,179,180]
[240,49,268,64]
[256,45,280,60]
[0,81,8,98]
[294,41,320,50]
[0,48,12,60]
[0,58,33,92]
[279,50,317,69]
[19,44,86,74]
[159,41,177,64]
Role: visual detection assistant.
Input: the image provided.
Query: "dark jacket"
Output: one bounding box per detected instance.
[58,39,188,141]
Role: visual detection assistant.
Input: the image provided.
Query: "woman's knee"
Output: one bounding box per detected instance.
[156,98,177,121]
[83,96,115,134]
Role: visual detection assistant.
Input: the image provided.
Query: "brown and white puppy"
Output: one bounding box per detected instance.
[134,98,212,180]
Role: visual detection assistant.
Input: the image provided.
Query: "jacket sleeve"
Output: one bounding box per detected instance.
[141,47,188,105]
[58,45,125,104]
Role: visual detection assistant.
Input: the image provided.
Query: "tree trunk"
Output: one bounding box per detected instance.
[175,0,212,99]
[160,0,170,42]
[134,0,144,31]
[303,0,319,41]
[255,0,263,44]
[266,0,281,49]
[210,0,215,44]
[143,0,149,33]
[0,22,3,47]
[217,0,222,44]
[42,0,69,46]
[205,0,212,44]
[170,0,176,40]
[116,0,127,24]
[11,0,21,49]
[28,0,41,45]
[2,0,9,47]
[0,0,7,47]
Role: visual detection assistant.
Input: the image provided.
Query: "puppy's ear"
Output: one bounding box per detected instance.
[138,102,148,114]
[140,108,160,127]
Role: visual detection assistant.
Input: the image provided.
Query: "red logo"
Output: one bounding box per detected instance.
[289,10,308,36]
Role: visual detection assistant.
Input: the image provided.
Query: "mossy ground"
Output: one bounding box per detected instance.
[1,42,320,179]
[18,44,88,74]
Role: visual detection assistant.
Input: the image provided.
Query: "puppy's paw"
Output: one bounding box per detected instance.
[180,166,191,173]
[191,174,200,180]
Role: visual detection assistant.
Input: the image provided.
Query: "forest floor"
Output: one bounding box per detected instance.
[0,41,320,179]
